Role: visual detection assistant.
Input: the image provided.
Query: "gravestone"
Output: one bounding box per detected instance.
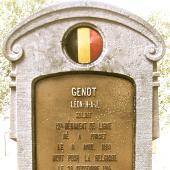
[3,1,165,170]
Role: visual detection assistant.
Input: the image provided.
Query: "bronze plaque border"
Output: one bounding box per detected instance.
[31,71,136,170]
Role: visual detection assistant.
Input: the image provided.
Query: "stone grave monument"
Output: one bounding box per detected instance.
[3,1,165,170]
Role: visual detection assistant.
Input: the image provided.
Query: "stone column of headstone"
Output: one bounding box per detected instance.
[152,62,160,140]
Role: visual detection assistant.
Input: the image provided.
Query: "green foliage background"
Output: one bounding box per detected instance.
[0,0,170,129]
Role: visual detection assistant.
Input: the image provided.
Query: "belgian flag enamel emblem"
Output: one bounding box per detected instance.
[64,27,103,64]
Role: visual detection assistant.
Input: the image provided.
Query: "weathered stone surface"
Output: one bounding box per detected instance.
[3,1,165,170]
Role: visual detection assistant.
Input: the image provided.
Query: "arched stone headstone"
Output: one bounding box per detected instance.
[3,1,165,170]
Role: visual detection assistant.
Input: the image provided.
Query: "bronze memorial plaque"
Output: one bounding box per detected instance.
[33,73,135,170]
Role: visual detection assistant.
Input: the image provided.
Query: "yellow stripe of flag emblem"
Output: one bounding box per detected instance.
[77,28,90,63]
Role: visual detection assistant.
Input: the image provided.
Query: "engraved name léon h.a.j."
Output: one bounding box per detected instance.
[53,86,117,170]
